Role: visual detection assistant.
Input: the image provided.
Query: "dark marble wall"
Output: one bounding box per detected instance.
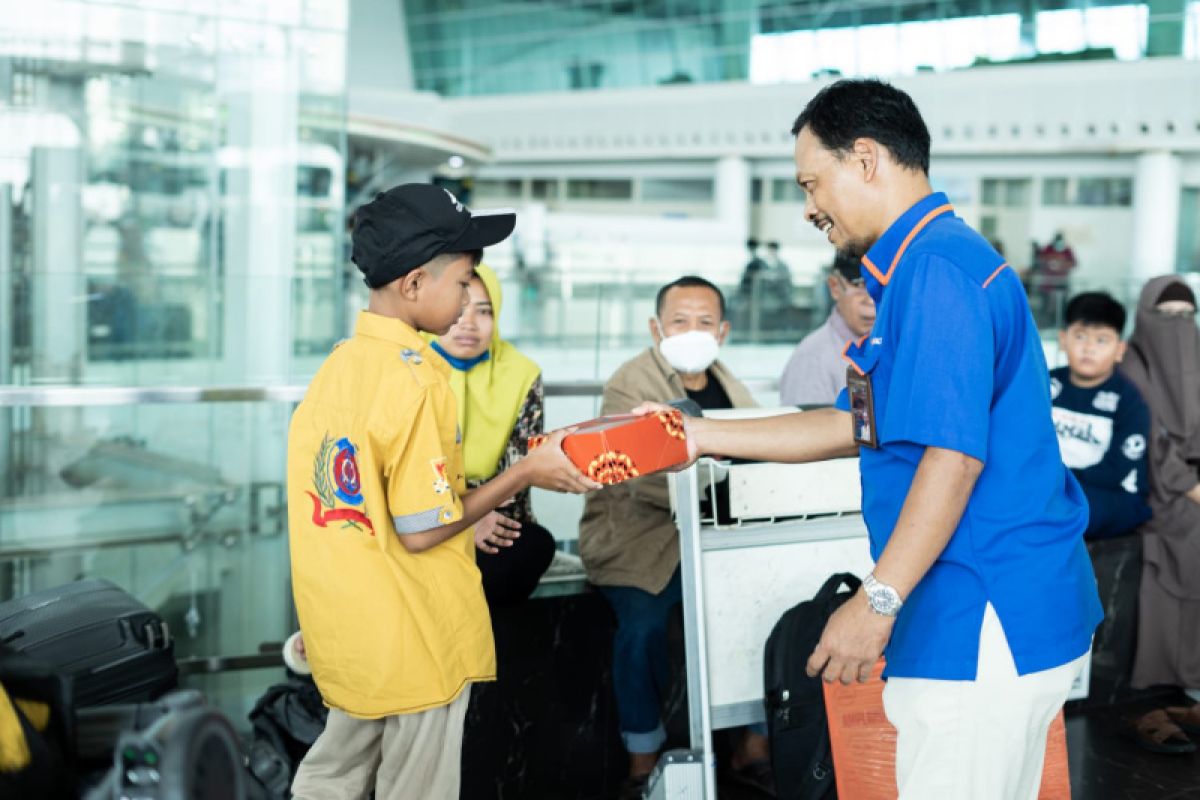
[1075,534,1145,710]
[461,589,628,800]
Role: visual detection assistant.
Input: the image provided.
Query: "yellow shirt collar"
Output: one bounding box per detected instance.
[353,311,448,374]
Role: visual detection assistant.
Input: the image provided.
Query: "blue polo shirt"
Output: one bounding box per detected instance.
[835,192,1102,681]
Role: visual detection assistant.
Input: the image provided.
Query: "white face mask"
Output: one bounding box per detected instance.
[656,324,720,374]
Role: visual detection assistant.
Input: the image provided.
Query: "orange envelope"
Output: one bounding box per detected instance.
[528,410,689,486]
[823,660,1072,799]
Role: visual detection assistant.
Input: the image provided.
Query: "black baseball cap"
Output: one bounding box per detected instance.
[351,183,516,289]
[831,252,863,283]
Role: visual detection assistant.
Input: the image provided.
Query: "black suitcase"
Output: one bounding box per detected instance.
[0,578,178,707]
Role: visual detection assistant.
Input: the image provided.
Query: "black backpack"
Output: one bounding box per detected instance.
[245,678,328,799]
[763,573,862,800]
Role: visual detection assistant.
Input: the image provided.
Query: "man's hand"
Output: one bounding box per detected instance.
[521,429,603,493]
[1186,483,1200,506]
[806,590,895,684]
[474,510,521,554]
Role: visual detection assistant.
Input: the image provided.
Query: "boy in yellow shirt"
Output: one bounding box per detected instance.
[287,184,598,799]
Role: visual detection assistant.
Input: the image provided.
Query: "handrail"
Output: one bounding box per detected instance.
[0,379,781,407]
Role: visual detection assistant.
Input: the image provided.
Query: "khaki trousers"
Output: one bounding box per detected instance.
[882,604,1085,800]
[291,686,471,800]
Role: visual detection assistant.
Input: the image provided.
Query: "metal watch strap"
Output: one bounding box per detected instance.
[863,572,903,617]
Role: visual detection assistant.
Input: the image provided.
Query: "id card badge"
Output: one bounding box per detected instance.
[846,366,879,449]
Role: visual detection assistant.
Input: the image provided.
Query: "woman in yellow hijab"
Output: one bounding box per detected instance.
[432,264,556,605]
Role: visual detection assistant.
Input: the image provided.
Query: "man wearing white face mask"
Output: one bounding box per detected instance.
[579,276,761,799]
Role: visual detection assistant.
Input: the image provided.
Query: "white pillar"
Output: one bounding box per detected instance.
[0,184,11,387]
[1131,150,1182,291]
[219,50,298,383]
[715,155,751,246]
[1,184,11,503]
[31,147,85,383]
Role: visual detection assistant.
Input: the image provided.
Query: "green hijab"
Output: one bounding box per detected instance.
[433,264,541,482]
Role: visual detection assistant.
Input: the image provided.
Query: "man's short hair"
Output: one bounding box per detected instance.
[791,79,931,175]
[1064,291,1126,334]
[656,276,727,320]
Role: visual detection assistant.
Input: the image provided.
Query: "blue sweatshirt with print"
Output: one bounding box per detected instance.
[1050,366,1152,538]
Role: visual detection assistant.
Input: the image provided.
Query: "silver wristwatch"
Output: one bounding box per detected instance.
[863,573,903,617]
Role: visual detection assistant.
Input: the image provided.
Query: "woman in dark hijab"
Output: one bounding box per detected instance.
[1119,275,1200,750]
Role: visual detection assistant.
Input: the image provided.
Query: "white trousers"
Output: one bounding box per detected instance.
[882,604,1085,800]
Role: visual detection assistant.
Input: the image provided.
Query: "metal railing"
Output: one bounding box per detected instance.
[0,378,781,407]
[0,378,783,675]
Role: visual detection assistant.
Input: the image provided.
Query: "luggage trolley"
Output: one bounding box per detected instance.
[646,418,873,800]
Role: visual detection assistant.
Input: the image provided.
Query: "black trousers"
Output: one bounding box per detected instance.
[475,520,556,607]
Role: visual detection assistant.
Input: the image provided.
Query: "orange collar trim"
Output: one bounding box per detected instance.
[841,335,869,376]
[860,203,955,286]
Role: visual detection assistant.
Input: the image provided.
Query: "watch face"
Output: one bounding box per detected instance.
[869,586,901,615]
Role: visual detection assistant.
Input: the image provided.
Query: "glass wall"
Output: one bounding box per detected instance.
[0,0,348,724]
[0,0,348,389]
[404,0,1200,97]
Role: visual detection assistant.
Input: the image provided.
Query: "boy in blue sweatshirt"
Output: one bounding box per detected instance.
[1050,292,1152,538]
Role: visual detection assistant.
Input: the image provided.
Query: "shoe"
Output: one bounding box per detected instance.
[1122,709,1196,755]
[726,759,777,796]
[618,773,650,800]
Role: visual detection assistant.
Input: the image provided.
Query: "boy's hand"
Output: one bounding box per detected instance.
[630,401,703,468]
[475,511,521,554]
[522,429,603,493]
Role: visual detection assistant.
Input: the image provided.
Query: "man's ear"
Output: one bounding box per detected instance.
[1114,340,1128,363]
[827,275,842,300]
[717,320,731,345]
[649,317,662,345]
[853,138,879,182]
[1057,329,1068,353]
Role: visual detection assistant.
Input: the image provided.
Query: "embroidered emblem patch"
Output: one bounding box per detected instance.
[1093,391,1120,413]
[400,348,423,365]
[1049,377,1062,400]
[431,458,450,494]
[306,434,374,536]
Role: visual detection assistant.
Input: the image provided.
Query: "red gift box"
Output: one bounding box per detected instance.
[528,410,689,486]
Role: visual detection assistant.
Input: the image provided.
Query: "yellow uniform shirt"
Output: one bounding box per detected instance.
[287,311,495,718]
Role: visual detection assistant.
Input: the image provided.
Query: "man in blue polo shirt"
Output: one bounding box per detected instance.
[643,80,1102,798]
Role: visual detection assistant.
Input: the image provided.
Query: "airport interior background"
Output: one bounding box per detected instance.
[1,0,1199,797]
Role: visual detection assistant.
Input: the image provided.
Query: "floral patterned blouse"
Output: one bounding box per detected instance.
[465,375,543,524]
